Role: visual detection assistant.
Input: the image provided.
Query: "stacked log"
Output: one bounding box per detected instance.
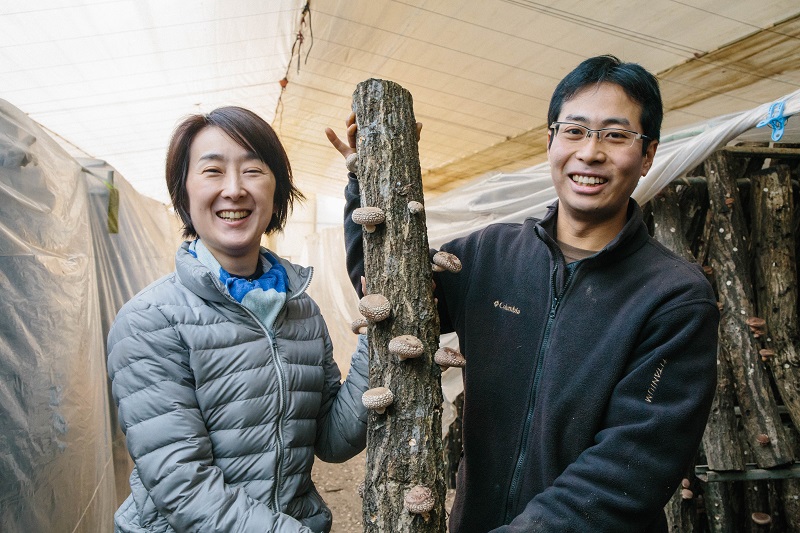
[649,145,800,532]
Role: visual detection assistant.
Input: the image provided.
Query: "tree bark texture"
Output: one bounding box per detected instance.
[751,165,800,434]
[651,185,709,531]
[703,480,741,533]
[705,151,794,468]
[352,79,446,533]
[780,478,800,532]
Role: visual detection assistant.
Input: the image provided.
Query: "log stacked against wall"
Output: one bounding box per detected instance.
[649,143,800,533]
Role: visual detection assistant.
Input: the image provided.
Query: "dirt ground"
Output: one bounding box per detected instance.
[312,451,455,533]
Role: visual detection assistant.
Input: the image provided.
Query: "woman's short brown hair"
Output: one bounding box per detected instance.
[165,106,305,238]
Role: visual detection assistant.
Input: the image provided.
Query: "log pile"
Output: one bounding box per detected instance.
[649,144,800,532]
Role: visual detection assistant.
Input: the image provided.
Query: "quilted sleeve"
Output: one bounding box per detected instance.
[314,332,369,463]
[107,296,314,533]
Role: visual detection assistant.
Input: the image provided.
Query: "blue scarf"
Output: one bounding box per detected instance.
[188,239,288,331]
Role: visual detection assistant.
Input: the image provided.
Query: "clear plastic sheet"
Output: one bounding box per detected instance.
[0,99,181,531]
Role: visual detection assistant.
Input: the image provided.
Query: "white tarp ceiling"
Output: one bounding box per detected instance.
[2,0,800,207]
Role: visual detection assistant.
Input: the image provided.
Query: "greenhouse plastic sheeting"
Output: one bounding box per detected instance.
[423,87,800,247]
[0,99,181,532]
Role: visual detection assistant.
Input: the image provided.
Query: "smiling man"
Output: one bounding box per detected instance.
[331,55,719,532]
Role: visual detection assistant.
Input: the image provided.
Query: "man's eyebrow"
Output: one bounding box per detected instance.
[563,114,632,128]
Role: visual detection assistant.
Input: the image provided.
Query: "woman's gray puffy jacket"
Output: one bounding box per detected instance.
[107,243,369,532]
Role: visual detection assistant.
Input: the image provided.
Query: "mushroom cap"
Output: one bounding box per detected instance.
[432,251,462,273]
[756,433,771,446]
[408,200,424,214]
[345,152,358,173]
[404,485,435,514]
[680,488,694,500]
[359,293,391,322]
[389,335,424,360]
[751,512,772,525]
[746,316,767,337]
[362,387,394,412]
[351,317,368,335]
[352,207,385,230]
[434,346,466,368]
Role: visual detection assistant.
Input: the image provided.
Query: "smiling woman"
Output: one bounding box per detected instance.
[184,126,278,276]
[106,106,370,533]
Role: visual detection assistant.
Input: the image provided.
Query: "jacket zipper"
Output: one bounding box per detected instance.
[270,337,288,512]
[230,303,288,512]
[209,264,311,513]
[504,258,578,522]
[267,267,310,509]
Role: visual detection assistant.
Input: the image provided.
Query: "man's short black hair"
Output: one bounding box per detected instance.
[547,55,663,154]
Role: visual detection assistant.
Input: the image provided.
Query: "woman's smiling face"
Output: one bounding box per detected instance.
[185,126,276,275]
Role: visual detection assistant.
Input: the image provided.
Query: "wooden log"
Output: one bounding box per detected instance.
[704,342,747,471]
[743,481,777,533]
[664,479,702,533]
[352,79,446,533]
[703,480,741,533]
[780,478,800,532]
[651,184,696,262]
[750,165,800,435]
[652,184,720,530]
[705,150,794,468]
[444,392,464,490]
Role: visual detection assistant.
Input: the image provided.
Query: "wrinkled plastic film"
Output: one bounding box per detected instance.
[0,99,181,531]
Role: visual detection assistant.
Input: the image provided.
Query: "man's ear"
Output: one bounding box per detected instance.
[546,128,553,154]
[641,140,658,176]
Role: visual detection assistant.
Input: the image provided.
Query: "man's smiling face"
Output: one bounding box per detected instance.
[547,82,657,231]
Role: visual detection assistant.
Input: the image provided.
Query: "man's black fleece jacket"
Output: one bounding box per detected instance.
[344,174,719,532]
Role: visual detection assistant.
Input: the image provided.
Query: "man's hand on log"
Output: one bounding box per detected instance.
[325,112,422,160]
[325,112,357,158]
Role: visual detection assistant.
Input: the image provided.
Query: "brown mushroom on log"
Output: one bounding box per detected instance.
[404,485,435,521]
[362,387,394,414]
[431,251,462,273]
[407,200,424,214]
[351,317,368,335]
[359,293,391,323]
[751,512,772,525]
[756,433,771,447]
[352,206,385,233]
[759,348,775,362]
[746,316,767,338]
[389,335,424,361]
[434,346,466,369]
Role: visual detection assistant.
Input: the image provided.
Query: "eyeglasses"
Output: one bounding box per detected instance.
[549,122,651,147]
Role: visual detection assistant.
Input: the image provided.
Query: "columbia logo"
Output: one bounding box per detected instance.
[494,300,521,315]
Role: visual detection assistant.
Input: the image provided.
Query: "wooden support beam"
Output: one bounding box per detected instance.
[696,462,800,482]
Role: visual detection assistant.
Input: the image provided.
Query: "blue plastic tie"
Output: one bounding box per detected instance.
[756,100,787,142]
